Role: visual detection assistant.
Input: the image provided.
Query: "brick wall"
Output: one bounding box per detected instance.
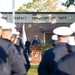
[16,23,70,44]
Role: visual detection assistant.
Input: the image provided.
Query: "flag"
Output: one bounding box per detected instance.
[22,24,27,45]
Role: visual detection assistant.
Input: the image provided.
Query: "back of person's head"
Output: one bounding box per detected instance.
[0,18,7,37]
[11,28,20,44]
[2,22,16,40]
[34,35,38,39]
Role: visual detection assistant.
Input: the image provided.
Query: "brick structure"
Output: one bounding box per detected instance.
[16,23,70,44]
[0,12,75,45]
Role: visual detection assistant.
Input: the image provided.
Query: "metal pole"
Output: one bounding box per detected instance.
[12,0,15,24]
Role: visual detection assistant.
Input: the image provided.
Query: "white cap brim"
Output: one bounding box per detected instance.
[53,26,73,36]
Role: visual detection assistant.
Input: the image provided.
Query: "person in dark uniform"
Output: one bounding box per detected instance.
[0,38,27,75]
[11,28,30,72]
[51,36,75,75]
[38,26,73,75]
[16,34,25,50]
[1,22,16,40]
[52,52,75,75]
[15,31,30,72]
[32,35,41,46]
[51,22,75,75]
[25,38,31,56]
[50,34,58,47]
[0,19,26,75]
[69,22,75,53]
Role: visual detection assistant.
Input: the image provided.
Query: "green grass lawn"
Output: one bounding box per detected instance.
[27,64,38,75]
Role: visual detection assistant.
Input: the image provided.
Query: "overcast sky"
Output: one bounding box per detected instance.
[0,0,32,12]
[0,0,75,12]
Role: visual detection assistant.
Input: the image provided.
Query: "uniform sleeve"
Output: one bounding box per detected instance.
[9,44,27,75]
[38,51,50,75]
[38,50,55,75]
[23,50,30,71]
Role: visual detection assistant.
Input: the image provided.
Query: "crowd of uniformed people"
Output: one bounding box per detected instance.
[38,22,75,75]
[1,12,75,75]
[0,13,30,75]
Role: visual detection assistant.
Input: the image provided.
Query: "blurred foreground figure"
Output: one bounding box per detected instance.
[51,23,75,75]
[51,52,75,75]
[38,26,73,75]
[11,28,30,72]
[0,18,26,75]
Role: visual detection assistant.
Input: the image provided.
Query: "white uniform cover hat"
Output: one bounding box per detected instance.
[0,13,2,18]
[53,26,73,36]
[2,22,16,29]
[67,36,75,45]
[51,35,58,40]
[70,22,75,32]
[12,28,20,38]
[51,34,58,46]
[16,31,20,35]
[0,18,7,27]
[66,36,75,52]
[12,28,20,35]
[12,28,17,34]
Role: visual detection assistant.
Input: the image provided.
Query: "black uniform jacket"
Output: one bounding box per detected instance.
[38,42,68,75]
[52,52,75,75]
[0,38,26,75]
[16,38,30,71]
